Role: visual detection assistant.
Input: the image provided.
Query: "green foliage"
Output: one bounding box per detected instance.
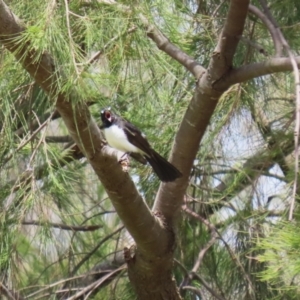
[257,219,300,298]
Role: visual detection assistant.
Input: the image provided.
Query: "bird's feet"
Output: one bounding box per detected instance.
[119,152,130,172]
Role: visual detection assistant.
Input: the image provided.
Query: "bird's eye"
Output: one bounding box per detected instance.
[105,111,111,119]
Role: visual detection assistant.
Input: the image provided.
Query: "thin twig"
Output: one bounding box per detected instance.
[218,236,256,299]
[45,135,73,143]
[83,25,137,70]
[211,0,226,18]
[65,265,126,300]
[2,117,49,165]
[181,205,219,293]
[191,232,218,273]
[15,110,60,137]
[22,221,103,232]
[83,267,125,299]
[192,273,227,300]
[28,110,55,167]
[4,110,55,209]
[64,0,79,76]
[181,286,203,298]
[183,205,256,300]
[24,273,97,299]
[183,206,217,271]
[182,204,215,232]
[69,226,124,276]
[175,259,226,300]
[0,283,24,300]
[239,36,267,56]
[1,144,83,197]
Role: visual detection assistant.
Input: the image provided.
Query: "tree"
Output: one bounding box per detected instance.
[0,0,300,299]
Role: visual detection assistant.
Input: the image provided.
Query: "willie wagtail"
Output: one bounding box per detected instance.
[100,108,182,182]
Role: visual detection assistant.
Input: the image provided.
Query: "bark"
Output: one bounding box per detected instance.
[127,251,180,300]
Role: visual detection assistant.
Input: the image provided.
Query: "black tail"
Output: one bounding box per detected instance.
[146,150,182,182]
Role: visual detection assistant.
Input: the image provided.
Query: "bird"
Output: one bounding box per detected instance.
[100,107,182,182]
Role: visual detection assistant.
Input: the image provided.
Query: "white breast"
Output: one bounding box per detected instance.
[104,125,142,154]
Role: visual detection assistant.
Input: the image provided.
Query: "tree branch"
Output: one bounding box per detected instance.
[191,273,227,300]
[154,0,250,222]
[183,207,218,271]
[65,266,125,300]
[181,286,203,299]
[180,205,219,296]
[0,0,169,258]
[45,135,73,143]
[176,259,226,300]
[215,56,300,89]
[0,283,24,300]
[22,221,103,231]
[140,14,205,78]
[69,226,124,276]
[248,4,282,56]
[59,230,125,298]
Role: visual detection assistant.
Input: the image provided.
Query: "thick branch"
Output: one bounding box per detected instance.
[215,56,300,89]
[212,0,251,71]
[248,4,282,56]
[154,0,250,221]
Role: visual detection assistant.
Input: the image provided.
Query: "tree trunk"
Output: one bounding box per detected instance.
[127,250,182,300]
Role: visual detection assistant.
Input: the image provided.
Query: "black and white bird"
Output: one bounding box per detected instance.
[100,108,182,182]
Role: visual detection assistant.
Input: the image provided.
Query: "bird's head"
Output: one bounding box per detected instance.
[100,107,114,126]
